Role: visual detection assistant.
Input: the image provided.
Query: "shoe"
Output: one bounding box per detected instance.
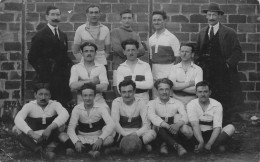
[145,144,152,152]
[174,144,187,157]
[104,146,120,155]
[160,143,168,155]
[88,150,100,159]
[45,151,56,160]
[66,148,75,156]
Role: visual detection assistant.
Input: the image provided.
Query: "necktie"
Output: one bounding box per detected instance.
[209,26,214,40]
[54,28,59,40]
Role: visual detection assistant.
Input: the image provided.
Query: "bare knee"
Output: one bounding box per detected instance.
[180,125,193,139]
[222,124,235,136]
[142,130,157,144]
[58,132,70,142]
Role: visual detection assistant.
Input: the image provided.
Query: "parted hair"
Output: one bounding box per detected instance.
[154,78,173,90]
[80,42,98,52]
[118,79,136,92]
[80,82,97,95]
[121,38,139,50]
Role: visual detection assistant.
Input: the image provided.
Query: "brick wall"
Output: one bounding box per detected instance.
[0,0,259,110]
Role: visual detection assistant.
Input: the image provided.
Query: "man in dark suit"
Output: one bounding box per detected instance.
[195,3,244,123]
[28,6,73,108]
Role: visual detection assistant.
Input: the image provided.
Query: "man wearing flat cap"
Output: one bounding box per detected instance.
[195,2,243,124]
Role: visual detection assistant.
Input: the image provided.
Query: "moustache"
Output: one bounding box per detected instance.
[52,19,60,22]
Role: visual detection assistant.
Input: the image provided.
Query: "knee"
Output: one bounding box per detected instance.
[12,126,22,136]
[180,125,193,139]
[142,130,157,144]
[58,132,70,142]
[103,135,114,147]
[222,124,235,136]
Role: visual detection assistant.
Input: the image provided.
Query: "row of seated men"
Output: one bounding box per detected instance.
[12,78,235,159]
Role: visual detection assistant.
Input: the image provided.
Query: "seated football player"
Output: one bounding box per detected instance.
[13,83,70,159]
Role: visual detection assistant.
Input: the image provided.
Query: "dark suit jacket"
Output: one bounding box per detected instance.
[28,25,72,82]
[195,23,244,106]
[195,23,242,69]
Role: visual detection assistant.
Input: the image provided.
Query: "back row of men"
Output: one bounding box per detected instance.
[13,79,235,159]
[27,3,244,120]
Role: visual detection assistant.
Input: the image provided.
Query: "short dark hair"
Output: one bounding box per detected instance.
[80,42,98,52]
[33,83,50,93]
[152,10,167,20]
[46,6,60,15]
[180,42,195,53]
[154,78,173,90]
[196,81,211,91]
[121,38,139,50]
[80,83,96,95]
[120,9,134,18]
[118,79,136,92]
[86,4,100,13]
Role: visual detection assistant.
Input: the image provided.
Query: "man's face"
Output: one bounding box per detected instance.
[180,46,194,62]
[121,13,133,28]
[157,83,171,101]
[82,45,96,62]
[82,89,95,107]
[120,85,135,104]
[87,7,100,24]
[35,88,51,107]
[152,14,165,31]
[46,9,61,27]
[206,11,221,26]
[196,86,211,103]
[124,44,138,62]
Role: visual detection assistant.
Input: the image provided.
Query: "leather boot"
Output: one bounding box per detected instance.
[16,133,42,153]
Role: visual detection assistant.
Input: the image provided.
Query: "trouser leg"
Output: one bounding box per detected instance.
[16,133,42,153]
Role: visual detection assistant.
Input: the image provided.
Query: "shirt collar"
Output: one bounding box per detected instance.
[31,100,54,106]
[79,57,101,67]
[47,23,58,32]
[85,22,103,29]
[176,62,195,68]
[78,102,99,110]
[121,58,143,66]
[156,97,175,104]
[209,22,219,34]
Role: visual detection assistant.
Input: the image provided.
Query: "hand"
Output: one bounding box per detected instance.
[92,76,100,85]
[194,142,204,153]
[204,143,212,152]
[160,122,170,129]
[75,141,84,152]
[226,63,230,69]
[188,81,195,87]
[92,138,103,151]
[42,127,53,141]
[168,124,180,135]
[27,130,42,142]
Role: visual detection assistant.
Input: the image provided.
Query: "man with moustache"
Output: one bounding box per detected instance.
[69,42,109,106]
[148,78,193,157]
[73,4,111,68]
[111,79,156,154]
[195,3,243,123]
[187,81,235,153]
[111,9,145,97]
[149,10,180,98]
[117,39,153,103]
[168,43,203,107]
[28,6,73,108]
[13,83,70,159]
[66,83,115,158]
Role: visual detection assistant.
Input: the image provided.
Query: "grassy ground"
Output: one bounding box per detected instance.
[1,112,260,162]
